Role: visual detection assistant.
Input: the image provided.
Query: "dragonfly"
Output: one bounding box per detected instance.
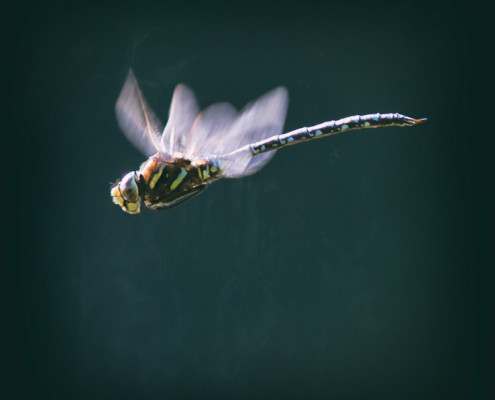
[111,70,426,214]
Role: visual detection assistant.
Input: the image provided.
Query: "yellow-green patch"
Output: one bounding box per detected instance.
[170,168,187,191]
[149,164,166,190]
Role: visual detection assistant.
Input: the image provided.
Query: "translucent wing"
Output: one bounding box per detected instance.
[182,102,238,160]
[209,87,289,178]
[161,84,200,155]
[115,70,164,157]
[214,145,255,178]
[116,73,288,178]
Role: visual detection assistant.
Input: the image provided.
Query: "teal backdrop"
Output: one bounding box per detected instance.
[6,1,489,399]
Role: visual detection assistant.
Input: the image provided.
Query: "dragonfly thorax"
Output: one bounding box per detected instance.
[111,154,221,214]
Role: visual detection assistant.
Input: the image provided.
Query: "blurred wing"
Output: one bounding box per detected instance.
[161,84,200,155]
[214,146,254,178]
[182,102,238,160]
[115,70,164,157]
[212,87,289,178]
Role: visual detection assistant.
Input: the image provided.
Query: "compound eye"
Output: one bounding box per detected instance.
[120,172,139,202]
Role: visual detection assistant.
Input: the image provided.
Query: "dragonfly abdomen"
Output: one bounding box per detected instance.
[250,113,426,155]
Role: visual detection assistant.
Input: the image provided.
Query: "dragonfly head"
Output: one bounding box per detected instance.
[111,171,141,214]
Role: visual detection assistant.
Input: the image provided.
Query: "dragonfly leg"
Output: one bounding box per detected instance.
[148,185,208,211]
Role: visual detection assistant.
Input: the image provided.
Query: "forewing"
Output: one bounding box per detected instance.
[115,70,164,157]
[161,84,200,155]
[210,87,289,177]
[182,102,238,160]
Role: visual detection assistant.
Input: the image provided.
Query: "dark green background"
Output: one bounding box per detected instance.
[6,1,489,399]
